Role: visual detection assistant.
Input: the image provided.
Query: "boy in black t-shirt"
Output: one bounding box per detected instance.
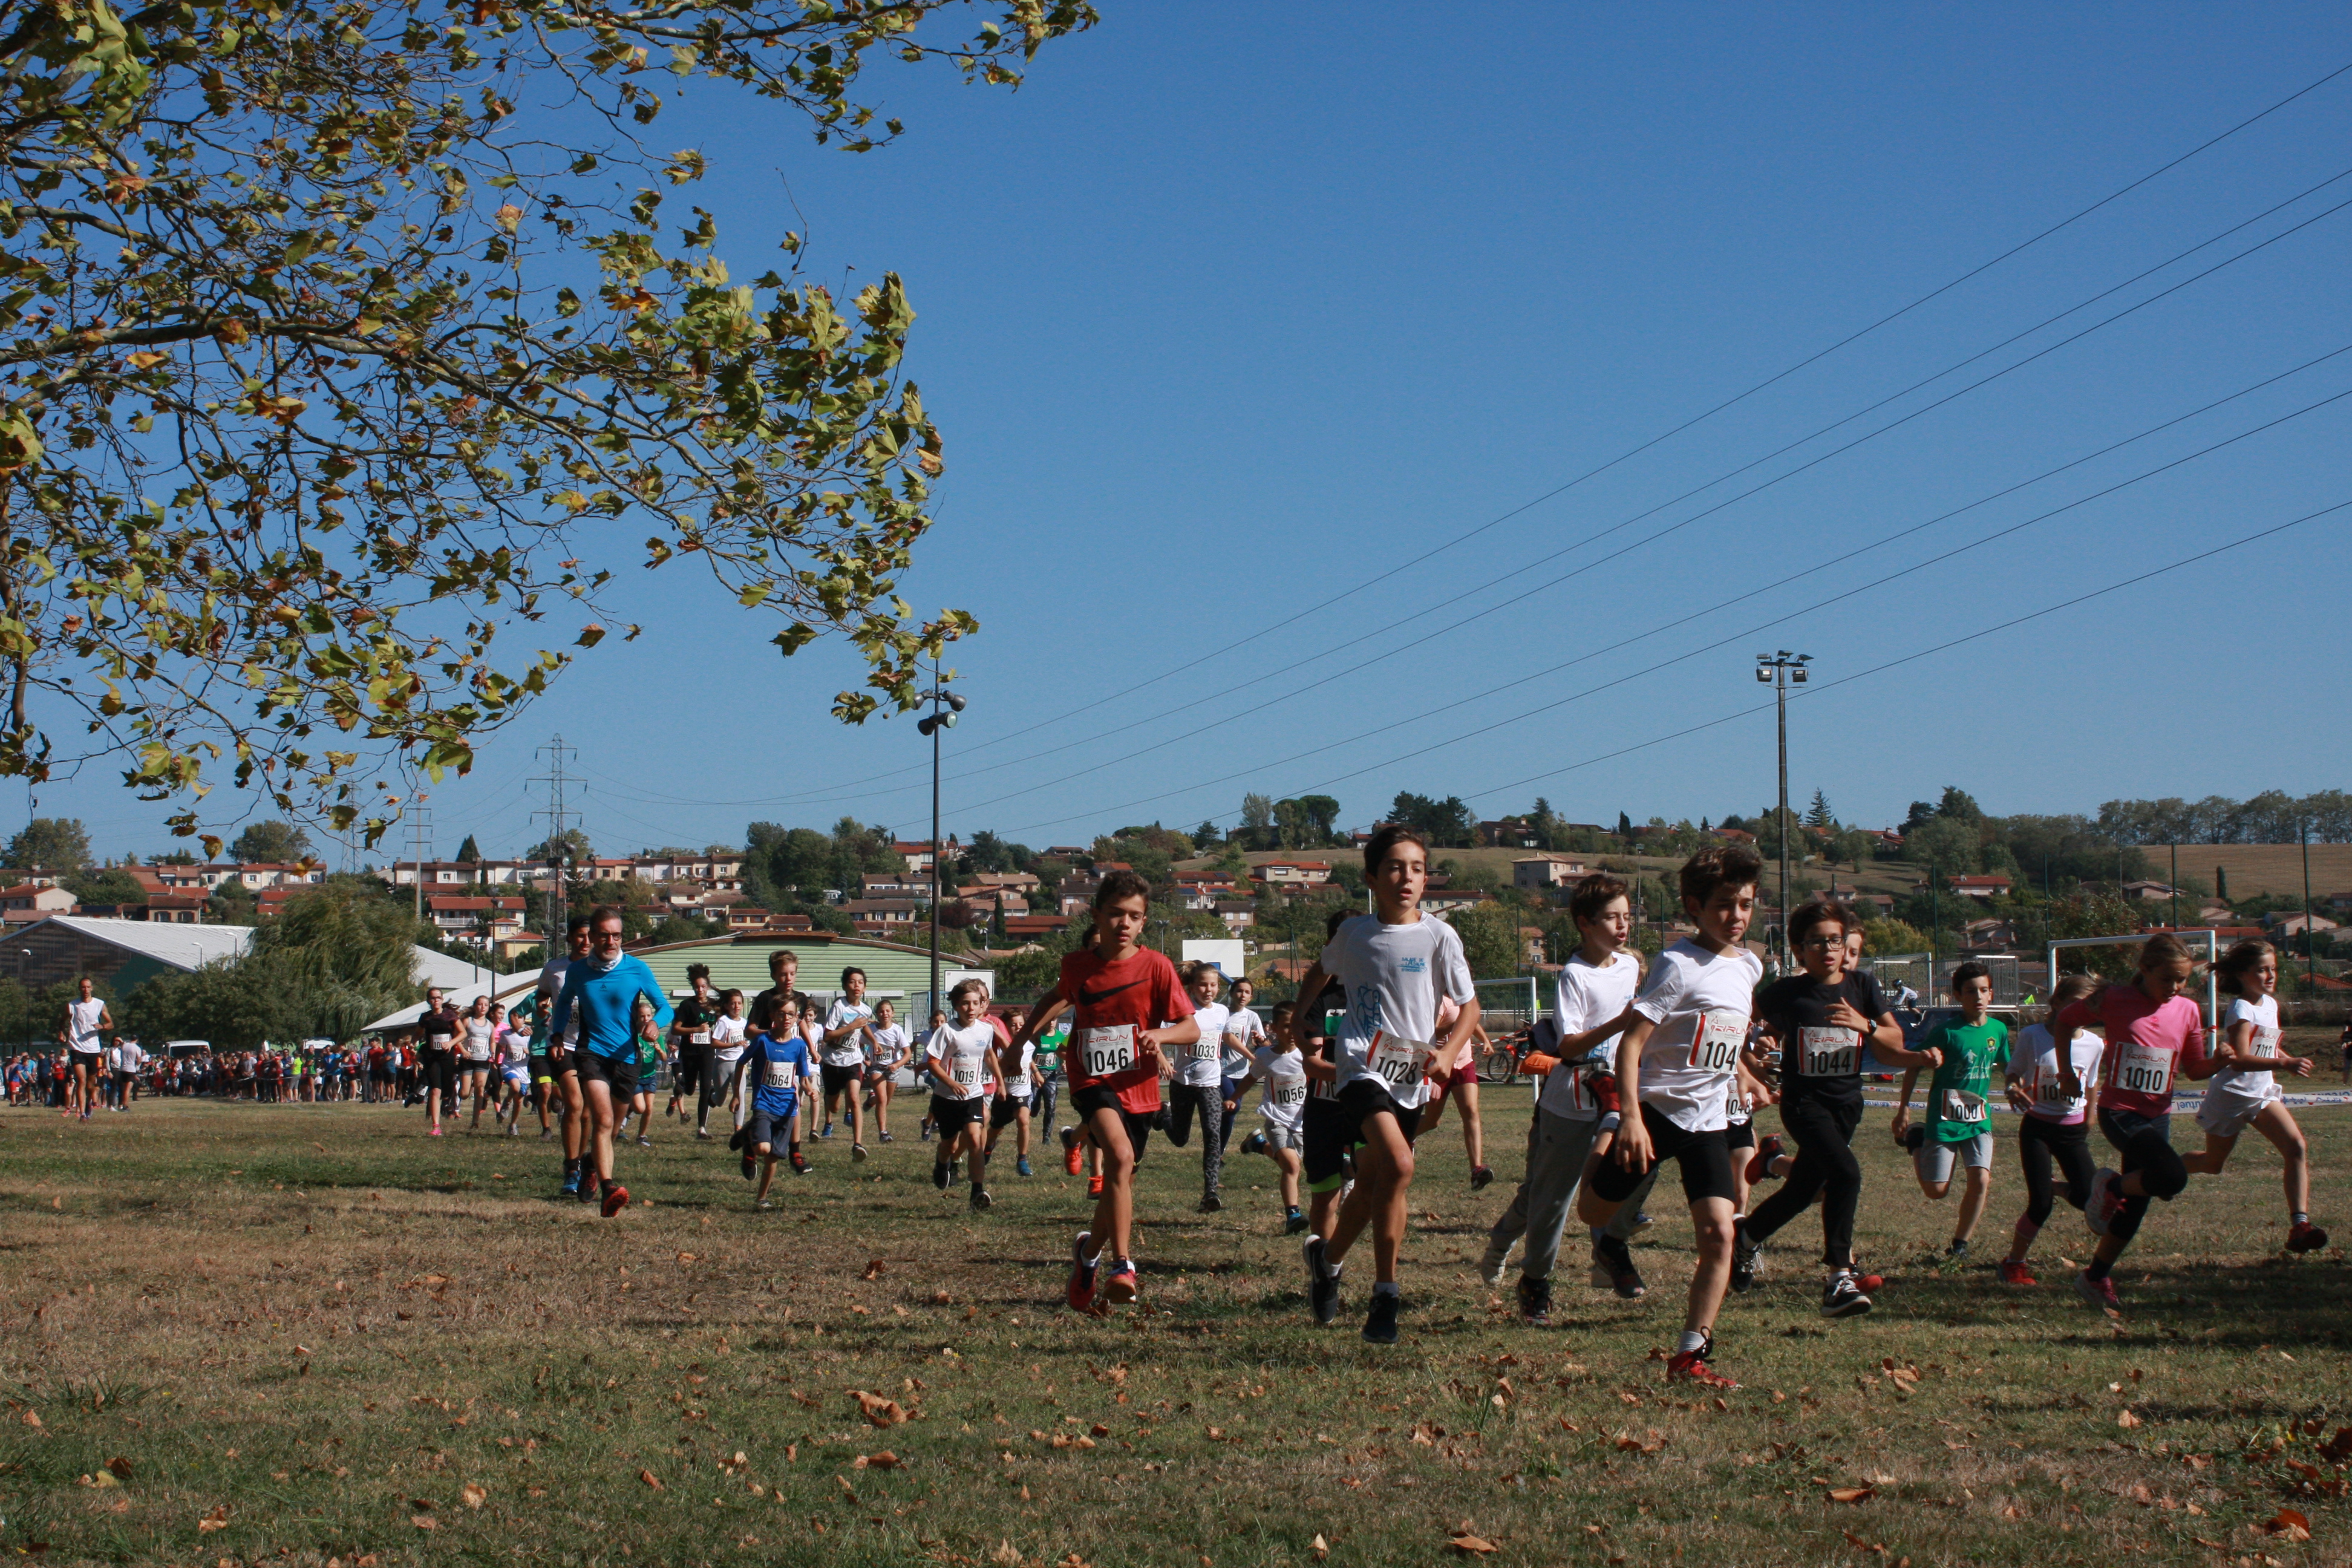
[1736,898,1935,1318]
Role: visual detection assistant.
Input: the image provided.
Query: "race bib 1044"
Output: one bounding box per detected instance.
[1080,1025,1135,1079]
[2113,1041,2175,1097]
[1799,1025,1858,1078]
[1367,1031,1432,1089]
[1688,1013,1746,1074]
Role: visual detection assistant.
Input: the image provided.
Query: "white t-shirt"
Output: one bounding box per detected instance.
[999,1039,1037,1099]
[537,955,578,1048]
[868,1023,910,1072]
[1628,939,1765,1132]
[2017,1021,2104,1125]
[926,1021,996,1102]
[710,1014,749,1065]
[1221,1007,1266,1080]
[1178,1001,1230,1088]
[67,998,106,1053]
[2213,993,2282,1097]
[460,1016,498,1062]
[1538,949,1641,1121]
[1250,1046,1308,1132]
[822,1000,875,1069]
[1322,913,1477,1112]
[498,1028,529,1067]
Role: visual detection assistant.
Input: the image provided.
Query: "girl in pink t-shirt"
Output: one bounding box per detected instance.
[2050,933,2208,1312]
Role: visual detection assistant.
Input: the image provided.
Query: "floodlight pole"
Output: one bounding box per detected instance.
[917,665,966,1014]
[2303,818,2317,992]
[1756,653,1811,965]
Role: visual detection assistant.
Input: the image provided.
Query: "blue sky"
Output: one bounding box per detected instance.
[39,4,2352,864]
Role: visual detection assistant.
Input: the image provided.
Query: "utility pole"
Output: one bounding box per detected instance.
[2303,818,2318,993]
[405,803,433,924]
[531,734,580,946]
[915,668,966,1013]
[2171,843,2179,932]
[1755,652,1811,967]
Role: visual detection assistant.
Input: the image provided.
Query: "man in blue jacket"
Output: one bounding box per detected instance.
[550,906,673,1216]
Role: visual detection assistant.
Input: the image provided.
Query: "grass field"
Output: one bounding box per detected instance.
[5,1067,2352,1568]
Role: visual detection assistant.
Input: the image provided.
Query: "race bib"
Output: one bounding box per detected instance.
[1367,1031,1431,1089]
[2031,1070,2073,1108]
[1799,1025,1858,1078]
[1184,1038,1221,1062]
[2248,1025,2281,1060]
[762,1058,797,1091]
[1274,1080,1307,1107]
[1080,1025,1135,1078]
[1688,1013,1746,1074]
[1939,1087,1987,1125]
[691,1030,711,1046]
[2114,1041,2174,1097]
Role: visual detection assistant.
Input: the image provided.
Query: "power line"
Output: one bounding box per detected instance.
[708,158,2352,821]
[992,395,2352,838]
[909,56,2352,760]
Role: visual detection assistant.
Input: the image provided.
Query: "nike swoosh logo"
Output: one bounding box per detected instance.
[1076,979,1144,1008]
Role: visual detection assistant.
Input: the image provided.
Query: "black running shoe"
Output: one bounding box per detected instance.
[1730,1217,1760,1294]
[1595,1234,1646,1299]
[1821,1271,1873,1319]
[1303,1235,1342,1324]
[932,1161,950,1191]
[1514,1274,1552,1325]
[1362,1289,1400,1345]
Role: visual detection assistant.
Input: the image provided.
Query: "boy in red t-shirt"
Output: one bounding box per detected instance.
[1007,869,1199,1311]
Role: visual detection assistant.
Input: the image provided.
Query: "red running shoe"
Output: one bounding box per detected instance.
[1088,1175,1105,1198]
[1998,1258,2036,1286]
[601,1183,630,1218]
[1060,1125,1083,1176]
[1744,1134,1784,1184]
[1065,1230,1097,1312]
[2288,1220,2330,1253]
[1665,1330,1738,1390]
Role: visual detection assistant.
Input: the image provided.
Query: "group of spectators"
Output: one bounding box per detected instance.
[0,1036,472,1109]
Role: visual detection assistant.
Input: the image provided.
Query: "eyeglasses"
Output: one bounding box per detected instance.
[1800,933,1845,949]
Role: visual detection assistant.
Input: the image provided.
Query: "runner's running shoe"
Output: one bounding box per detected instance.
[1514,1275,1552,1326]
[601,1183,629,1218]
[1745,1134,1785,1184]
[1016,1156,1033,1177]
[2074,1269,2122,1313]
[1478,1246,1512,1288]
[851,1143,868,1163]
[1066,1231,1096,1312]
[790,1151,810,1175]
[970,1186,992,1212]
[1470,1165,1495,1191]
[1060,1125,1083,1175]
[2288,1220,2330,1253]
[1730,1218,1760,1293]
[932,1162,950,1191]
[1998,1258,2036,1286]
[1363,1290,1400,1344]
[1594,1235,1646,1299]
[1303,1234,1342,1324]
[1820,1272,1872,1319]
[1665,1330,1737,1389]
[1087,1175,1104,1198]
[2085,1168,2119,1236]
[1098,1258,1139,1306]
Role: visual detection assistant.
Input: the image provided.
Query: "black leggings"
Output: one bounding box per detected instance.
[1743,1093,1864,1268]
[2017,1114,2097,1227]
[696,1051,737,1127]
[2099,1108,2187,1247]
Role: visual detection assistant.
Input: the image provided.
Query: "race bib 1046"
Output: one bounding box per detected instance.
[2114,1041,2174,1097]
[1799,1025,1858,1078]
[1080,1025,1135,1078]
[1367,1031,1432,1089]
[1688,1013,1746,1074]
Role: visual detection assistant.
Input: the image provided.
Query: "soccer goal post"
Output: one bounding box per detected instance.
[2045,929,2220,1029]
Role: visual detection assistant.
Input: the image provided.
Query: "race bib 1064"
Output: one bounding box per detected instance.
[1688,1013,1747,1074]
[1080,1025,1135,1078]
[1799,1025,1858,1078]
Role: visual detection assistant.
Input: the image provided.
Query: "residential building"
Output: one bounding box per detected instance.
[1945,875,2011,900]
[426,894,529,941]
[1511,856,1589,891]
[1478,818,1543,849]
[893,838,961,875]
[842,898,920,927]
[1215,900,1255,935]
[2120,880,2186,903]
[0,883,77,926]
[1423,887,1496,915]
[1259,861,1331,886]
[1002,913,1071,942]
[2268,912,2339,939]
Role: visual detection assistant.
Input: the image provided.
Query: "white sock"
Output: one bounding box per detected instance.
[1373,1280,1399,1298]
[1676,1328,1707,1355]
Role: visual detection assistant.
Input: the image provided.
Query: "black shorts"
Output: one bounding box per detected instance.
[577,1049,641,1100]
[417,1051,456,1096]
[1335,1077,1423,1146]
[1071,1085,1155,1160]
[1725,1117,1756,1152]
[821,1062,863,1099]
[990,1093,1030,1129]
[1302,1094,1348,1193]
[1587,1103,1737,1207]
[748,1106,795,1151]
[930,1094,985,1134]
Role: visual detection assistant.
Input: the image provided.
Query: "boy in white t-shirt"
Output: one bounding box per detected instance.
[1163,962,1233,1213]
[926,979,1004,1211]
[1577,844,1771,1388]
[1478,872,1641,1324]
[820,967,878,1161]
[1293,825,1480,1345]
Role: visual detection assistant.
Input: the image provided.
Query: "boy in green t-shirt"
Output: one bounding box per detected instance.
[1890,963,2010,1263]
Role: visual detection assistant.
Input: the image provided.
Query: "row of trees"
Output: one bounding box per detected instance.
[2096,792,2352,846]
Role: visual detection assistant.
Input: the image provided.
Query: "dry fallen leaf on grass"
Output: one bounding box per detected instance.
[1827,1486,1875,1504]
[461,1482,486,1509]
[197,1505,229,1532]
[1447,1532,1498,1556]
[854,1452,900,1469]
[411,1515,437,1531]
[1310,1535,1328,1560]
[852,1390,908,1427]
[106,1456,131,1479]
[1839,1528,1887,1556]
[863,1259,889,1280]
[638,1469,664,1490]
[2262,1508,2313,1541]
[2116,1410,2141,1428]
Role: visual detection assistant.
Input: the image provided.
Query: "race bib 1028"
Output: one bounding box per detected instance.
[1367,1031,1432,1089]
